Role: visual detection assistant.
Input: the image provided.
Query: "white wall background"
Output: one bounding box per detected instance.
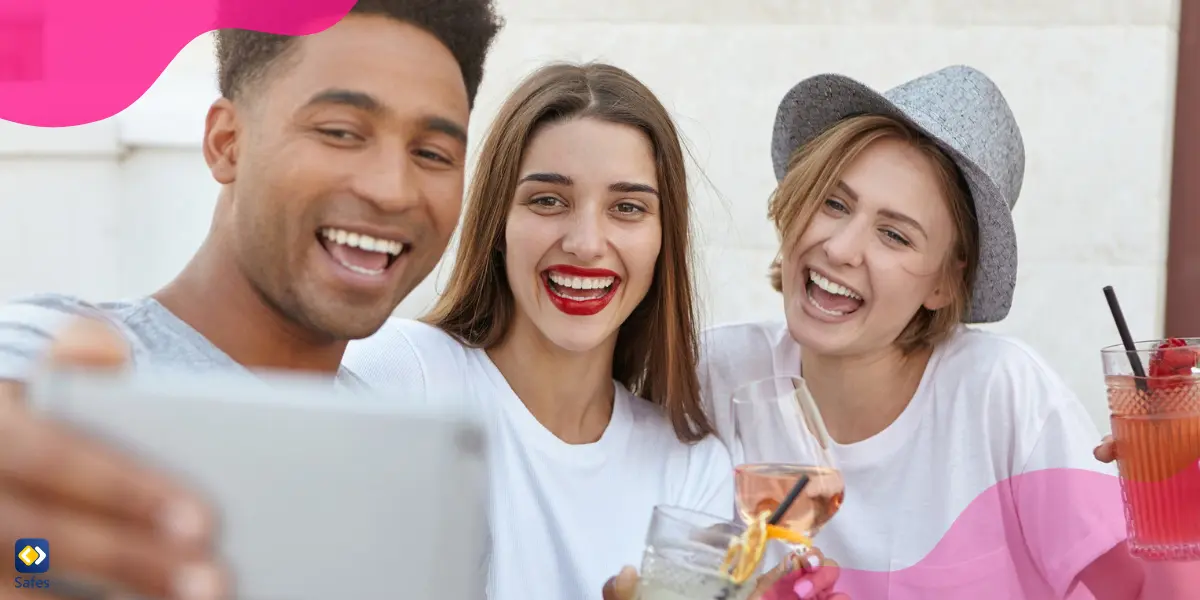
[0,0,1181,433]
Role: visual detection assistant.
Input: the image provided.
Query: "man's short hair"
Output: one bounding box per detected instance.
[215,0,503,107]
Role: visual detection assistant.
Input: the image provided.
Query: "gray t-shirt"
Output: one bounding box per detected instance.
[0,293,362,385]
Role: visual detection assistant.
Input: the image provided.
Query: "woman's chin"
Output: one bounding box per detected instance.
[785,308,857,356]
[536,323,619,355]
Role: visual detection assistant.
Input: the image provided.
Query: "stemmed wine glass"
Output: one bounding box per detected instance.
[730,375,844,546]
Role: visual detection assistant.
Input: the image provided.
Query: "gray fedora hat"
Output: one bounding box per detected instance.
[771,65,1025,324]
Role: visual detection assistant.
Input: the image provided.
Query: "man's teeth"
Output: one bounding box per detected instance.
[809,270,861,300]
[320,228,405,256]
[547,272,615,290]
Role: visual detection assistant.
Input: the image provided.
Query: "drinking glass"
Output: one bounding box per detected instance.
[637,505,763,600]
[1101,339,1200,560]
[731,376,844,541]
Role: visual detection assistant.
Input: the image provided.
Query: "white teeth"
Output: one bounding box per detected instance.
[808,270,862,300]
[547,272,615,290]
[320,228,405,256]
[343,264,385,277]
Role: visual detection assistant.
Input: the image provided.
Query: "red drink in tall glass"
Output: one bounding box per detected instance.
[1103,339,1200,561]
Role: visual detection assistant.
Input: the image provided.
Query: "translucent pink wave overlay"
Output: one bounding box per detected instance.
[800,467,1200,599]
[0,0,355,127]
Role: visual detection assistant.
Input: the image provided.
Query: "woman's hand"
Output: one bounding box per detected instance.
[601,566,639,600]
[601,546,848,600]
[1094,434,1116,463]
[758,546,849,600]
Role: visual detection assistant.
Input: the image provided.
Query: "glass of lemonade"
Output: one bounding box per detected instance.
[1101,338,1200,560]
[731,376,844,540]
[637,506,762,600]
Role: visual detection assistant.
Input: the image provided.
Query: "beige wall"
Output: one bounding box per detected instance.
[0,0,1182,432]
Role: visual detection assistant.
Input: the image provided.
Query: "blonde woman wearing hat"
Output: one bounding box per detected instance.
[692,66,1198,599]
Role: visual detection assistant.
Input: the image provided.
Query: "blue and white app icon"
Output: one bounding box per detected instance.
[14,538,49,574]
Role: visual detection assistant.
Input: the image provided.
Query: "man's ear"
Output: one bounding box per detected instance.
[203,97,240,185]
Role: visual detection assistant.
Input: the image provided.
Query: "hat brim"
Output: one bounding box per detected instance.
[770,74,1017,324]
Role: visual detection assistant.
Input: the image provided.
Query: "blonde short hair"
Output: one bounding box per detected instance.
[767,114,979,354]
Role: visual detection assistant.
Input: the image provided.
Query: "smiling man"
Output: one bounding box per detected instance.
[0,3,501,599]
[0,2,501,380]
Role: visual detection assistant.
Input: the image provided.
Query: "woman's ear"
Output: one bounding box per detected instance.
[922,286,953,312]
[923,258,966,311]
[769,255,784,293]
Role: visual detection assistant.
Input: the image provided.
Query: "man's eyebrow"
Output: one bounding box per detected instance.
[301,89,467,144]
[301,89,384,114]
[423,116,468,144]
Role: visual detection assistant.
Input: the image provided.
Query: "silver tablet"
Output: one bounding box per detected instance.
[26,367,489,600]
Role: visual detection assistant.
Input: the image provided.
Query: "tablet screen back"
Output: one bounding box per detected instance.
[27,368,489,600]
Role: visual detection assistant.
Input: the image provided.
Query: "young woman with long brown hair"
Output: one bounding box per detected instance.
[342,62,736,600]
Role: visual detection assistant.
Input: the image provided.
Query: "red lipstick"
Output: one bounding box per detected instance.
[542,265,621,316]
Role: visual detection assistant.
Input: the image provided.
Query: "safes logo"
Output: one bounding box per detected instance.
[14,539,49,574]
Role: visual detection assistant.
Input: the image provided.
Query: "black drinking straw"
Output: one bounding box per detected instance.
[768,475,811,526]
[1103,286,1148,393]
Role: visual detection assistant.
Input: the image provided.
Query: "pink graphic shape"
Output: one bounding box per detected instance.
[778,468,1200,599]
[0,0,356,127]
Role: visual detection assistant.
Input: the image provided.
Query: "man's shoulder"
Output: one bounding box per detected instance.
[0,292,145,333]
[0,293,147,382]
[3,292,109,314]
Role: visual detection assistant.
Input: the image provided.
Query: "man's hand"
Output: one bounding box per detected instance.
[0,318,227,599]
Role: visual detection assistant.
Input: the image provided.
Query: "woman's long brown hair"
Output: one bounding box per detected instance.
[422,62,712,443]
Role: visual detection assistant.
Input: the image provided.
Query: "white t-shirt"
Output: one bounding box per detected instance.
[699,321,1128,600]
[343,318,735,600]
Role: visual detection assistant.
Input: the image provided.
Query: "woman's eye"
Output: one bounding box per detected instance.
[531,196,562,207]
[824,198,848,213]
[883,230,912,246]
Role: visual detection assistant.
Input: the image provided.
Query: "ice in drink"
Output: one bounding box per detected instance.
[638,543,752,600]
[637,506,795,600]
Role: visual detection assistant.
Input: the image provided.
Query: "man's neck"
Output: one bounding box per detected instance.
[153,242,347,375]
